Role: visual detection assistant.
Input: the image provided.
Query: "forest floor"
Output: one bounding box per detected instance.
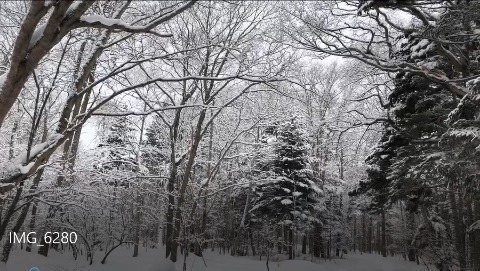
[4,247,432,271]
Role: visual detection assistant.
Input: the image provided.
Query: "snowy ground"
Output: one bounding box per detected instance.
[4,247,432,271]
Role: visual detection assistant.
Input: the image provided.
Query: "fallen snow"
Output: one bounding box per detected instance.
[145,258,176,271]
[6,247,432,271]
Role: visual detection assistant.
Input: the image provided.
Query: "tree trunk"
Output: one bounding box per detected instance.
[362,214,366,253]
[0,2,75,129]
[327,228,331,259]
[288,226,293,260]
[165,107,183,259]
[133,192,141,258]
[8,106,20,160]
[471,200,480,271]
[197,117,214,256]
[277,227,282,254]
[336,232,340,257]
[407,212,416,262]
[381,209,387,257]
[25,201,38,253]
[249,228,256,256]
[0,185,23,242]
[1,174,44,263]
[353,216,357,253]
[133,110,146,257]
[367,217,373,253]
[170,109,207,262]
[25,117,49,253]
[38,210,54,257]
[302,234,307,254]
[450,190,466,270]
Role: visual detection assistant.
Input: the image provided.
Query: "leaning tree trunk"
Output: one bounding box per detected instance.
[0,185,23,243]
[0,1,92,129]
[1,170,42,262]
[199,117,215,254]
[170,109,207,262]
[25,117,48,253]
[3,122,48,260]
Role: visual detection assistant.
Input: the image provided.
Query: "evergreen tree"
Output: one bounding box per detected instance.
[352,72,458,267]
[250,119,321,259]
[351,124,400,209]
[387,73,456,211]
[251,120,320,222]
[141,115,168,177]
[97,115,138,184]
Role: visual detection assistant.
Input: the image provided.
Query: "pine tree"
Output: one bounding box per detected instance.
[351,71,457,263]
[387,73,456,210]
[250,119,321,258]
[141,115,168,177]
[97,115,138,185]
[350,123,401,210]
[251,120,320,221]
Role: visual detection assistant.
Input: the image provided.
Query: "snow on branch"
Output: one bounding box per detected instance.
[92,104,219,117]
[469,220,480,232]
[77,1,195,37]
[78,15,172,37]
[0,133,64,185]
[84,74,279,119]
[0,71,7,89]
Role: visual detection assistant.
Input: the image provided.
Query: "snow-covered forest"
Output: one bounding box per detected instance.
[0,1,479,271]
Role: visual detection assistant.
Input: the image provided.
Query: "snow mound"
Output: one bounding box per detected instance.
[145,258,176,271]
